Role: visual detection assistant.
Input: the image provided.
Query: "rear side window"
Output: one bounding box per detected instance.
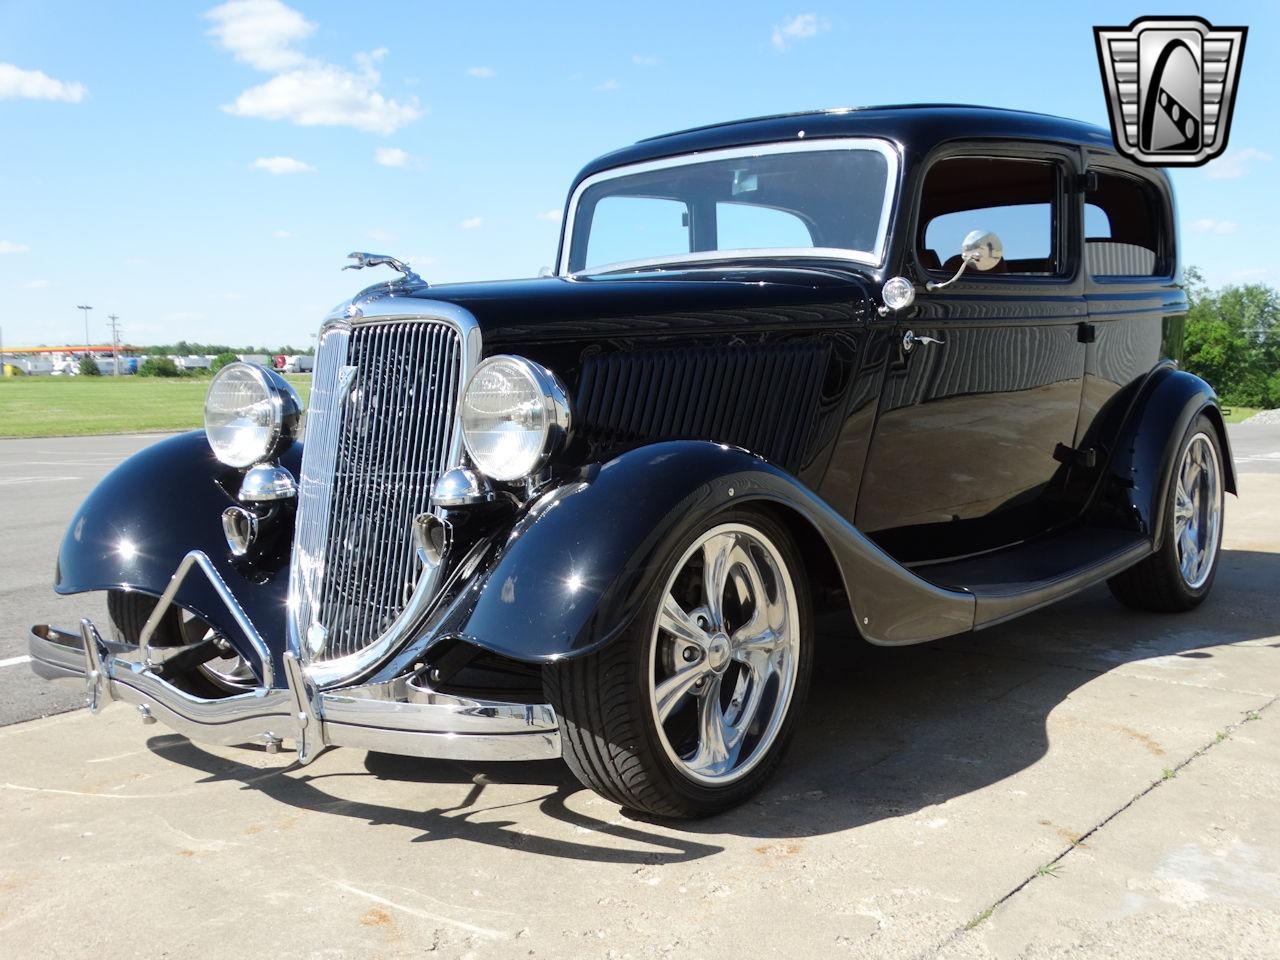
[917,156,1061,277]
[1085,171,1167,278]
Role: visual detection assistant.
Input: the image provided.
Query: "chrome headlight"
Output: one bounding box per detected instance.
[460,355,571,482]
[204,362,302,468]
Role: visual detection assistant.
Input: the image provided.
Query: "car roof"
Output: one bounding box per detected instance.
[572,104,1116,185]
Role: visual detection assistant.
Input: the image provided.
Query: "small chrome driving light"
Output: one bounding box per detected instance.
[204,363,302,469]
[431,466,495,508]
[460,355,571,482]
[879,276,916,315]
[239,463,297,502]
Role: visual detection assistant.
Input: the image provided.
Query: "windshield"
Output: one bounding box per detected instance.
[562,138,897,275]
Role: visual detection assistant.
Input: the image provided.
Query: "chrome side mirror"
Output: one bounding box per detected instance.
[926,230,1004,291]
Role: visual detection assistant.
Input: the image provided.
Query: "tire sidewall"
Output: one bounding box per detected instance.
[1158,413,1226,603]
[630,506,814,814]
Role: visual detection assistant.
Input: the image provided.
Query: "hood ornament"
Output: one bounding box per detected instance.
[343,252,425,286]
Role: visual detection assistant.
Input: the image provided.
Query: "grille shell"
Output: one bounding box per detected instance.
[289,316,469,674]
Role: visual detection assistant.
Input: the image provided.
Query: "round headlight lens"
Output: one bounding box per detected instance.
[461,356,570,482]
[204,363,300,468]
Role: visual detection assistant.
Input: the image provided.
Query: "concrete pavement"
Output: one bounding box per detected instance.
[0,430,1277,958]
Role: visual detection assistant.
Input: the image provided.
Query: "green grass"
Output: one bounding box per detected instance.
[0,375,311,438]
[1221,406,1261,424]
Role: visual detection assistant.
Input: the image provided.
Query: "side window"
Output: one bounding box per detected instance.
[715,202,813,251]
[917,156,1060,277]
[1085,171,1166,278]
[586,196,689,270]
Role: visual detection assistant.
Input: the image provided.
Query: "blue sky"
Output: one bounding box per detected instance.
[1,1,1276,348]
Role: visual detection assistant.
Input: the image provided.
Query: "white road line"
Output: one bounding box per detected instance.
[0,476,81,483]
[0,655,32,668]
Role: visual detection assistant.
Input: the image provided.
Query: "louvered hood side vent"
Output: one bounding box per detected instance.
[575,341,832,473]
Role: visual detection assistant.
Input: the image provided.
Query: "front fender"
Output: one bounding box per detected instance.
[1091,367,1235,541]
[55,431,298,684]
[440,441,975,664]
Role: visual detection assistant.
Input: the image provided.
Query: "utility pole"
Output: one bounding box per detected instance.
[77,305,93,361]
[106,314,122,376]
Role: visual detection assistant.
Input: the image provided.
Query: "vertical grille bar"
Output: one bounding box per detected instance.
[289,318,464,664]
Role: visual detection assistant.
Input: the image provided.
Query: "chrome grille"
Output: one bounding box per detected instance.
[290,318,464,664]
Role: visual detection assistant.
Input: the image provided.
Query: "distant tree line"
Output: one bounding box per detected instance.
[138,341,313,356]
[1183,267,1280,409]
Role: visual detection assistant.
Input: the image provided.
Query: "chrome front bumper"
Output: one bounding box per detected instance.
[28,622,561,764]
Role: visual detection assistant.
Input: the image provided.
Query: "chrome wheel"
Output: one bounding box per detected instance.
[648,522,801,786]
[1173,432,1223,590]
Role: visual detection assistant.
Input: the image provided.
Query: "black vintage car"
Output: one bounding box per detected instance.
[30,105,1233,817]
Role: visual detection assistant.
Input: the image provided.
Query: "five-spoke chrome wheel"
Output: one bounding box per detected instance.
[1173,432,1223,590]
[648,523,801,785]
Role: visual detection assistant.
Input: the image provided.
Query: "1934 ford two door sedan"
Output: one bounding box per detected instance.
[30,105,1234,817]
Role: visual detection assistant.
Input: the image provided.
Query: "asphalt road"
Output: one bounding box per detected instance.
[2,422,1279,728]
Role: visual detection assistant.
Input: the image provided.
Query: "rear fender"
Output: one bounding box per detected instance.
[419,441,975,666]
[54,431,297,684]
[1089,367,1235,542]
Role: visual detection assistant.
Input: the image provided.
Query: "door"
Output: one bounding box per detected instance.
[1076,158,1181,453]
[857,150,1088,563]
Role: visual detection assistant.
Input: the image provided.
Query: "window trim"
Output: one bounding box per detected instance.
[558,137,901,276]
[909,145,1078,287]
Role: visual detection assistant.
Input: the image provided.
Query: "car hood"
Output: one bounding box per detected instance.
[348,267,876,346]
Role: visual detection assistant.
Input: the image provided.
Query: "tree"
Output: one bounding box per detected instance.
[138,356,182,378]
[78,355,102,376]
[211,351,240,372]
[1181,270,1280,408]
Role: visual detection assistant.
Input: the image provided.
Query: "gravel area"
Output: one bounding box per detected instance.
[1244,409,1280,425]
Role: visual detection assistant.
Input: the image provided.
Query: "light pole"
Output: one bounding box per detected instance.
[106,314,122,376]
[77,305,93,364]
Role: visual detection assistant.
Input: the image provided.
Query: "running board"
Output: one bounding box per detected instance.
[914,528,1152,628]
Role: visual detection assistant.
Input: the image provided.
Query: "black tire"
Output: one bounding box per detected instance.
[544,508,814,819]
[106,591,230,697]
[1107,413,1226,612]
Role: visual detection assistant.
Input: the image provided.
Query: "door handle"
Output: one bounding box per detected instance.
[902,330,945,353]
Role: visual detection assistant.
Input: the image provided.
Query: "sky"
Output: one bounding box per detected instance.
[1,1,1276,349]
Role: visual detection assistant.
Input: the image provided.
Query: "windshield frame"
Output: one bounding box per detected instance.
[558,137,901,277]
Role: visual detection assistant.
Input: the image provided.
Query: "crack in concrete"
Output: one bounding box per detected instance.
[921,694,1278,958]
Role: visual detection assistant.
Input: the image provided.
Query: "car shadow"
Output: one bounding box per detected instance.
[148,547,1279,863]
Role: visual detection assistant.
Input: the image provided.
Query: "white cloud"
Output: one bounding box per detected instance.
[1229,267,1271,283]
[208,1,421,135]
[0,63,86,102]
[771,13,829,51]
[366,227,396,243]
[595,79,620,92]
[1190,218,1239,235]
[24,278,50,288]
[632,54,660,66]
[252,155,315,174]
[403,254,436,269]
[0,240,29,254]
[538,209,562,223]
[225,61,421,134]
[271,229,294,238]
[459,217,484,230]
[1206,147,1273,181]
[466,66,495,79]
[204,0,315,71]
[374,146,410,167]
